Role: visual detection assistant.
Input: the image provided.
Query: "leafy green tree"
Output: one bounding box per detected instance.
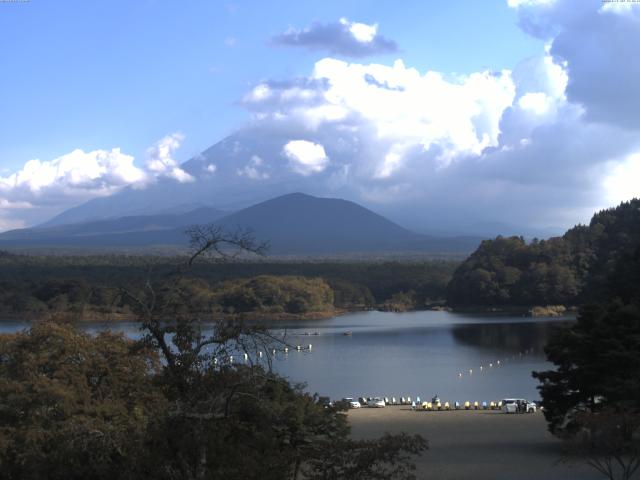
[533,302,640,435]
[0,322,164,480]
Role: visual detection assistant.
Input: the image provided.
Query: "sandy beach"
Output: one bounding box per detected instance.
[348,406,601,480]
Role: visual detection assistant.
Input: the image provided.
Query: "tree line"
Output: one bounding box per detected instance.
[447,199,640,308]
[0,256,457,319]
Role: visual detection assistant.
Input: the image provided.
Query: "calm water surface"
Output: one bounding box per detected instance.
[1,311,571,403]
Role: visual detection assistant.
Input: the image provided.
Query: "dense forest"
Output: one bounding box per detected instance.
[0,253,456,320]
[447,199,640,308]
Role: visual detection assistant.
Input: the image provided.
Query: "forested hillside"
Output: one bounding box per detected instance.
[447,199,640,308]
[0,254,456,319]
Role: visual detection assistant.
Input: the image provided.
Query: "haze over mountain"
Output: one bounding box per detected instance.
[0,193,482,255]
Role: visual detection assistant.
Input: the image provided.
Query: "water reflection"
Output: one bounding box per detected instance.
[451,320,571,354]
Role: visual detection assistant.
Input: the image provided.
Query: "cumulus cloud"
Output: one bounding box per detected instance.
[7,2,640,235]
[270,18,398,57]
[511,0,640,128]
[145,133,194,183]
[283,140,329,176]
[224,1,640,232]
[0,133,195,231]
[243,57,515,178]
[0,148,146,206]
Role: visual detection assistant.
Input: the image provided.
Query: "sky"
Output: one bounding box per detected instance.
[0,0,639,233]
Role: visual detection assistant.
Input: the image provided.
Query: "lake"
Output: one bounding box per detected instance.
[0,310,571,404]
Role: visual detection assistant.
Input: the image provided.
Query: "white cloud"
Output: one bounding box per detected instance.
[145,133,194,183]
[0,148,147,205]
[270,18,398,57]
[340,18,377,43]
[233,1,640,230]
[0,133,197,231]
[246,57,516,174]
[604,152,640,206]
[283,140,329,176]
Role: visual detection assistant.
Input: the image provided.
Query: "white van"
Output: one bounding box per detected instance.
[502,398,536,413]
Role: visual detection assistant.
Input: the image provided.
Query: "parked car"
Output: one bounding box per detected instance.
[367,397,385,408]
[343,397,361,409]
[502,398,537,413]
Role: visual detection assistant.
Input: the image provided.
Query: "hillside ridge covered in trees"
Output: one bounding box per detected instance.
[447,199,640,308]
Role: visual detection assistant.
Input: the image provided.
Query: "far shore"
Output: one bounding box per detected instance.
[0,303,577,324]
[348,406,599,480]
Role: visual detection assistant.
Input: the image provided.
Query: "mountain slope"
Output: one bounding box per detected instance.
[0,193,482,254]
[0,207,226,245]
[212,193,479,254]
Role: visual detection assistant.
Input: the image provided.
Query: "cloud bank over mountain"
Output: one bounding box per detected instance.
[0,134,189,230]
[1,2,639,234]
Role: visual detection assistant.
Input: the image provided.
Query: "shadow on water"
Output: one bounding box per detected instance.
[451,320,573,354]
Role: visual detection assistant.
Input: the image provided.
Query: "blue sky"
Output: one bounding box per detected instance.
[1,0,639,233]
[0,0,541,169]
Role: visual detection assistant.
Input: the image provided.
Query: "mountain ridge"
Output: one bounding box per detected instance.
[0,193,483,255]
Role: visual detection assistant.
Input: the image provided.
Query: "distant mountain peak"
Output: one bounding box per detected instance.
[0,193,483,255]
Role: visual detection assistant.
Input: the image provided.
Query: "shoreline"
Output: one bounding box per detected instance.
[348,406,599,480]
[0,304,578,324]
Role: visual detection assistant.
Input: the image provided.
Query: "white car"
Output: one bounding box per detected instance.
[343,397,361,409]
[367,397,385,408]
[502,398,537,413]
